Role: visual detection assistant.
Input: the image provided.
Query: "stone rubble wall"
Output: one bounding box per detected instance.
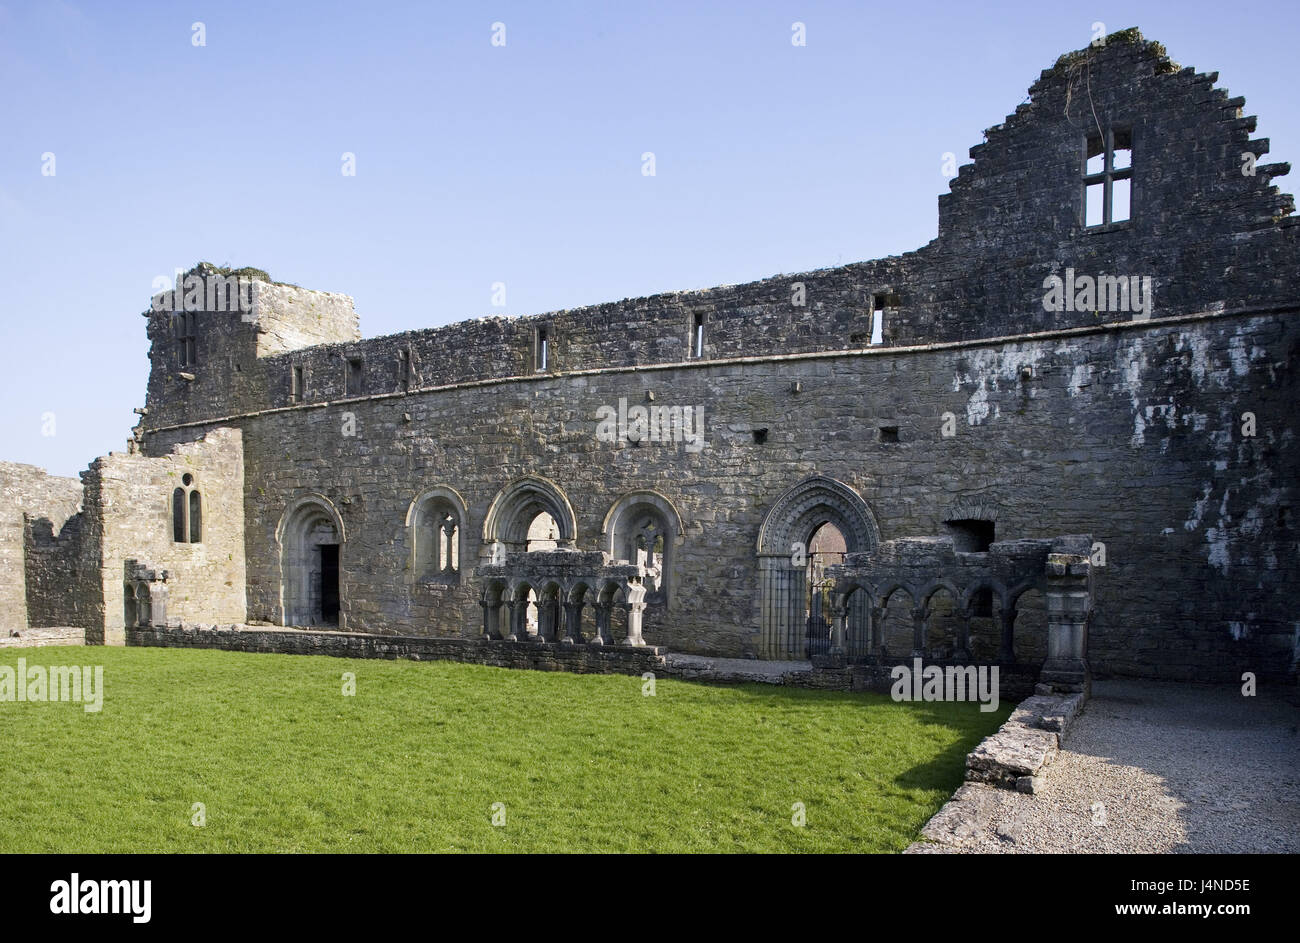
[0,461,85,631]
[83,428,246,644]
[906,689,1089,853]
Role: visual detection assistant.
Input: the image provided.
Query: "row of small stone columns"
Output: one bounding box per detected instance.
[830,602,1020,662]
[480,588,648,646]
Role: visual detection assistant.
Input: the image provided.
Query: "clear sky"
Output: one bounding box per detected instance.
[3,0,1297,477]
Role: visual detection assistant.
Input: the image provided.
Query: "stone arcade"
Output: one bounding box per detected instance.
[2,31,1296,687]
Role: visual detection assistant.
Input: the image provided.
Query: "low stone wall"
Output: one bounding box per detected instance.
[126,624,668,676]
[905,688,1088,853]
[0,626,85,648]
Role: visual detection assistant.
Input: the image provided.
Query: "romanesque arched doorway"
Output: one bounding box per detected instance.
[756,476,880,659]
[278,495,346,627]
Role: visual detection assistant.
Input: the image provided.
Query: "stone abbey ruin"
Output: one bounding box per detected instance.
[3,31,1297,689]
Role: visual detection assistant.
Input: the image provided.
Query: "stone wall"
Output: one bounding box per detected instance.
[128,623,667,676]
[83,429,246,643]
[117,31,1300,683]
[0,462,84,630]
[142,308,1299,681]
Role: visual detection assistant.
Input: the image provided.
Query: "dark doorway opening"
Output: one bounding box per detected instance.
[319,544,340,624]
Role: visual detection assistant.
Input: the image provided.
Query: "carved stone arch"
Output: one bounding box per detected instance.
[1007,578,1041,608]
[405,485,467,583]
[567,580,597,606]
[919,578,963,611]
[960,579,1008,613]
[756,475,881,659]
[482,475,578,554]
[757,475,880,556]
[602,489,684,606]
[276,494,346,628]
[941,497,1001,525]
[875,582,917,612]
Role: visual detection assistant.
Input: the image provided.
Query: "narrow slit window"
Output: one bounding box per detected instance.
[175,312,197,368]
[1084,128,1133,227]
[172,488,186,542]
[397,349,410,391]
[870,294,887,345]
[535,328,548,371]
[291,365,304,403]
[188,490,202,543]
[692,312,705,358]
[346,358,364,395]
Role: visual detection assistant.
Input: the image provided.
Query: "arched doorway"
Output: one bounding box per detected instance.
[756,476,880,659]
[278,495,345,627]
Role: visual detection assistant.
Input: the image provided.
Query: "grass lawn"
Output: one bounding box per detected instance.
[0,646,1008,853]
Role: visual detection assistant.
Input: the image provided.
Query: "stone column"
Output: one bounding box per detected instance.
[953,607,972,663]
[1041,545,1092,693]
[998,606,1018,664]
[592,603,611,645]
[615,580,646,646]
[562,601,582,644]
[503,599,519,641]
[870,606,885,661]
[829,600,846,654]
[910,606,929,659]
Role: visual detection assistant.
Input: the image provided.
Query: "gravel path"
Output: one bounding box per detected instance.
[948,679,1300,853]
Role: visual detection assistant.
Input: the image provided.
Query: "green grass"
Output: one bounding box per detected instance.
[0,647,1008,852]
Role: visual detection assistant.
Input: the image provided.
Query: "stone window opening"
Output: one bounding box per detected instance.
[346,357,364,395]
[869,293,898,345]
[945,518,995,615]
[174,312,197,368]
[414,507,460,578]
[879,425,900,443]
[171,473,202,543]
[397,348,411,392]
[291,365,305,403]
[525,512,560,552]
[1084,127,1132,227]
[534,327,549,372]
[691,311,705,358]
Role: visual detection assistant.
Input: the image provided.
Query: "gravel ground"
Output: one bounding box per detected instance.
[950,679,1300,853]
[658,667,1297,851]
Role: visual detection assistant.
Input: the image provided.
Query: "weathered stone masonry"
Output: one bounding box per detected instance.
[6,32,1298,684]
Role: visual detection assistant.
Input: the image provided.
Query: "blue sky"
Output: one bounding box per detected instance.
[3,0,1297,477]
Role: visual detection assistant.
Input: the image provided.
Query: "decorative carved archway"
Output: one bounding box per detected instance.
[756,476,880,659]
[482,475,578,556]
[277,494,346,628]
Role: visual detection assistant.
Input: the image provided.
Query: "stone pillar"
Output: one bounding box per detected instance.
[1041,546,1092,693]
[998,606,1018,664]
[592,603,611,645]
[622,601,647,646]
[535,596,557,643]
[869,606,885,660]
[910,606,929,659]
[954,607,972,663]
[829,600,846,654]
[503,599,519,641]
[562,601,582,644]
